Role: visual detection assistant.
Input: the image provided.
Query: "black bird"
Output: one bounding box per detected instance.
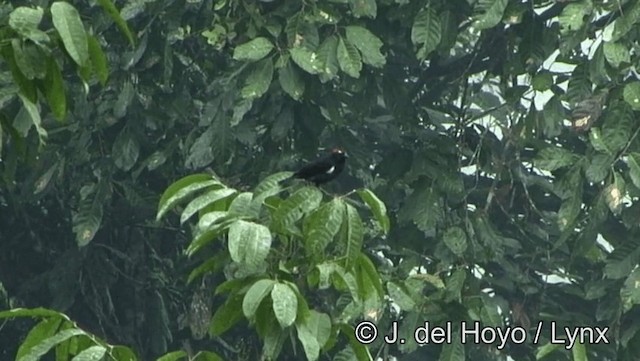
[287,148,348,185]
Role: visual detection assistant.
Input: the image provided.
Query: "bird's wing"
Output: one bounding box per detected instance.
[293,157,334,178]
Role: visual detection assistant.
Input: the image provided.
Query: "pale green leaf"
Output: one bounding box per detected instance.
[356,188,390,234]
[603,41,630,68]
[279,60,305,100]
[290,47,322,74]
[473,0,508,30]
[411,7,441,59]
[271,283,298,327]
[242,279,275,318]
[51,2,89,67]
[623,82,640,110]
[228,220,272,269]
[345,26,385,68]
[241,58,274,99]
[233,37,274,61]
[337,37,361,78]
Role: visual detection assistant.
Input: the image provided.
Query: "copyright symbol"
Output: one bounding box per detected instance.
[355,321,378,344]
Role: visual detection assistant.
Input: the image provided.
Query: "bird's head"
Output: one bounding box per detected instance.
[330,148,348,160]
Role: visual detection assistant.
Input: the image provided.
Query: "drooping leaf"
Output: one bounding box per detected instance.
[242,279,275,318]
[345,26,385,68]
[228,220,272,269]
[473,0,508,30]
[279,59,305,100]
[87,35,109,85]
[51,2,89,67]
[341,203,364,268]
[44,57,66,121]
[97,0,135,46]
[8,6,49,44]
[181,188,236,224]
[356,188,390,234]
[271,283,298,328]
[157,174,222,220]
[337,37,362,78]
[304,198,344,258]
[233,37,274,62]
[317,35,339,80]
[411,7,441,60]
[241,58,274,99]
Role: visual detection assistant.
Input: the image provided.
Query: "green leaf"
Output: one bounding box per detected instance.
[242,279,275,318]
[290,47,322,74]
[228,220,272,269]
[279,60,305,100]
[15,318,63,361]
[18,94,47,143]
[254,171,291,199]
[628,153,640,189]
[623,82,640,110]
[345,26,385,68]
[273,186,323,233]
[157,174,222,220]
[18,328,86,361]
[621,268,640,313]
[241,58,274,99]
[438,329,465,361]
[558,189,582,231]
[473,0,508,30]
[535,146,579,171]
[304,198,344,258]
[157,351,187,361]
[411,7,441,60]
[44,57,66,121]
[584,154,612,183]
[612,0,640,41]
[210,295,244,336]
[71,345,107,361]
[317,36,339,80]
[532,71,553,92]
[337,37,362,78]
[233,37,274,62]
[271,283,298,328]
[571,342,587,361]
[356,188,390,234]
[349,0,376,18]
[295,319,320,361]
[51,2,89,67]
[88,35,109,85]
[181,188,236,224]
[113,128,139,171]
[387,281,416,311]
[603,41,630,68]
[12,39,47,80]
[558,1,593,34]
[589,128,611,154]
[342,203,364,267]
[9,6,49,44]
[97,0,135,46]
[443,226,467,256]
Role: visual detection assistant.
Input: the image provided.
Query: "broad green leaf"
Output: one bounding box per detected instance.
[387,281,416,311]
[357,188,390,234]
[542,95,564,137]
[71,345,107,361]
[317,36,339,80]
[304,198,344,258]
[242,279,275,318]
[157,351,187,361]
[210,295,244,336]
[295,320,320,361]
[181,188,236,224]
[18,94,46,143]
[113,128,140,171]
[438,329,464,361]
[411,7,441,59]
[9,6,49,44]
[558,1,593,34]
[621,268,640,313]
[623,82,640,110]
[241,58,273,99]
[88,35,109,85]
[254,171,291,199]
[51,2,89,67]
[303,310,331,348]
[233,37,274,61]
[535,146,579,171]
[338,324,373,361]
[228,220,272,269]
[535,343,563,359]
[342,203,364,267]
[337,37,361,78]
[272,186,323,233]
[15,318,63,361]
[113,81,135,118]
[157,174,222,220]
[604,244,640,279]
[44,57,66,121]
[558,191,581,231]
[443,226,467,256]
[473,0,508,30]
[271,283,298,328]
[571,342,587,361]
[290,47,322,74]
[18,328,86,361]
[603,41,630,68]
[0,308,69,319]
[444,269,466,303]
[398,186,443,233]
[12,39,47,80]
[345,26,385,68]
[279,60,305,100]
[532,71,553,92]
[589,128,611,154]
[97,0,135,46]
[349,0,376,18]
[601,102,634,153]
[612,0,640,40]
[584,154,612,183]
[628,153,640,189]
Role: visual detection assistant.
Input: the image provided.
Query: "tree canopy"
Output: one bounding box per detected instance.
[2,0,640,360]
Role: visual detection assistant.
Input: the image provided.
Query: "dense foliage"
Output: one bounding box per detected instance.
[2,0,640,360]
